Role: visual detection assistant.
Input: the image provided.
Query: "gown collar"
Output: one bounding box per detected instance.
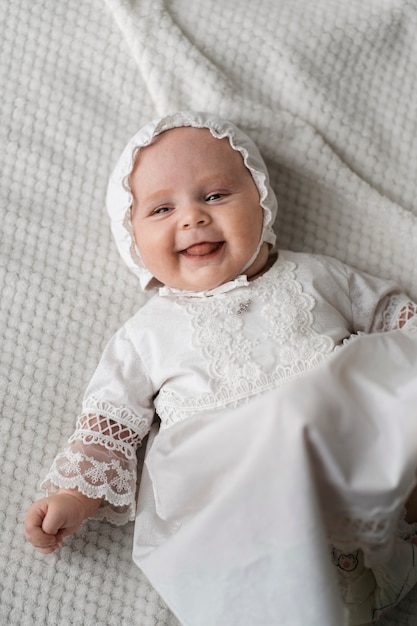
[158,274,250,298]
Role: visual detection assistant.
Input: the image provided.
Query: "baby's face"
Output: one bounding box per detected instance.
[130,127,267,291]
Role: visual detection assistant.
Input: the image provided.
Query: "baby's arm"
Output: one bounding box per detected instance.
[25,489,102,554]
[24,408,146,551]
[25,326,155,551]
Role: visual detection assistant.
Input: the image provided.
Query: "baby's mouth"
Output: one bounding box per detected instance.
[181,242,223,257]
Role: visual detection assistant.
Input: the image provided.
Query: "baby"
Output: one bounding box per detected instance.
[25,112,417,624]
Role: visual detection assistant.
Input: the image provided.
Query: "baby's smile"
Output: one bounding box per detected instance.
[180,241,224,258]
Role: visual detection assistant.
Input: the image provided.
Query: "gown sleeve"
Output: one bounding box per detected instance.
[41,325,156,525]
[344,263,417,334]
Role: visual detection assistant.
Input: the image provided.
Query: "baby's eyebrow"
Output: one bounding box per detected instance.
[199,175,238,189]
[140,189,173,204]
[131,189,174,214]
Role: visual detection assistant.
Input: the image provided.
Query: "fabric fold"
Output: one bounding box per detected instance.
[133,330,417,625]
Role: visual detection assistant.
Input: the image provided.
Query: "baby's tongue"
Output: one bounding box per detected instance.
[185,242,219,256]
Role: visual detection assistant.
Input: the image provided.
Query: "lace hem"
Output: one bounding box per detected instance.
[380,295,417,333]
[41,439,138,525]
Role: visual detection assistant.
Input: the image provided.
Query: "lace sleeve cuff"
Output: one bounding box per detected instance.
[41,399,152,525]
[41,440,137,525]
[380,295,417,333]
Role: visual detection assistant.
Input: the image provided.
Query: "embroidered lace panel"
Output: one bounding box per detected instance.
[41,398,148,525]
[155,260,334,425]
[380,295,417,332]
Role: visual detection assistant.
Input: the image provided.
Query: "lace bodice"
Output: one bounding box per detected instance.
[155,259,335,424]
[41,252,417,523]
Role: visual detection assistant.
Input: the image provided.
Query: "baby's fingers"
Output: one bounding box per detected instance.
[25,524,62,552]
[24,500,61,553]
[31,536,62,554]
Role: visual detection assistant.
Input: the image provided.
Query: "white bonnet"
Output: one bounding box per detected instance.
[106,111,278,290]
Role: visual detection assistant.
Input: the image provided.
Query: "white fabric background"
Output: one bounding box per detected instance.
[1,1,417,624]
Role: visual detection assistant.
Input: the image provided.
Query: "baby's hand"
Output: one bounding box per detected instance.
[24,490,101,554]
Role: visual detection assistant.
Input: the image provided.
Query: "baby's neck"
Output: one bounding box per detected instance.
[248,252,277,282]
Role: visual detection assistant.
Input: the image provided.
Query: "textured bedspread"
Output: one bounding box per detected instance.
[1,1,417,624]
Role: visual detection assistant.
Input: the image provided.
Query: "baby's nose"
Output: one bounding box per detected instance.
[181,205,210,229]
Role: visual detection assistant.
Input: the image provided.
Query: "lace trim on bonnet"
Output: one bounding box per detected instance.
[106,111,278,290]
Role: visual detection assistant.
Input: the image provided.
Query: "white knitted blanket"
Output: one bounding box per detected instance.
[1,1,417,624]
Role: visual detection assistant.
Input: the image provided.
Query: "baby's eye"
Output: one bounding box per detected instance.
[205,193,223,202]
[152,206,171,215]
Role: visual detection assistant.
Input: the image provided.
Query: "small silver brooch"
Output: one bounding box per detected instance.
[236,299,252,315]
